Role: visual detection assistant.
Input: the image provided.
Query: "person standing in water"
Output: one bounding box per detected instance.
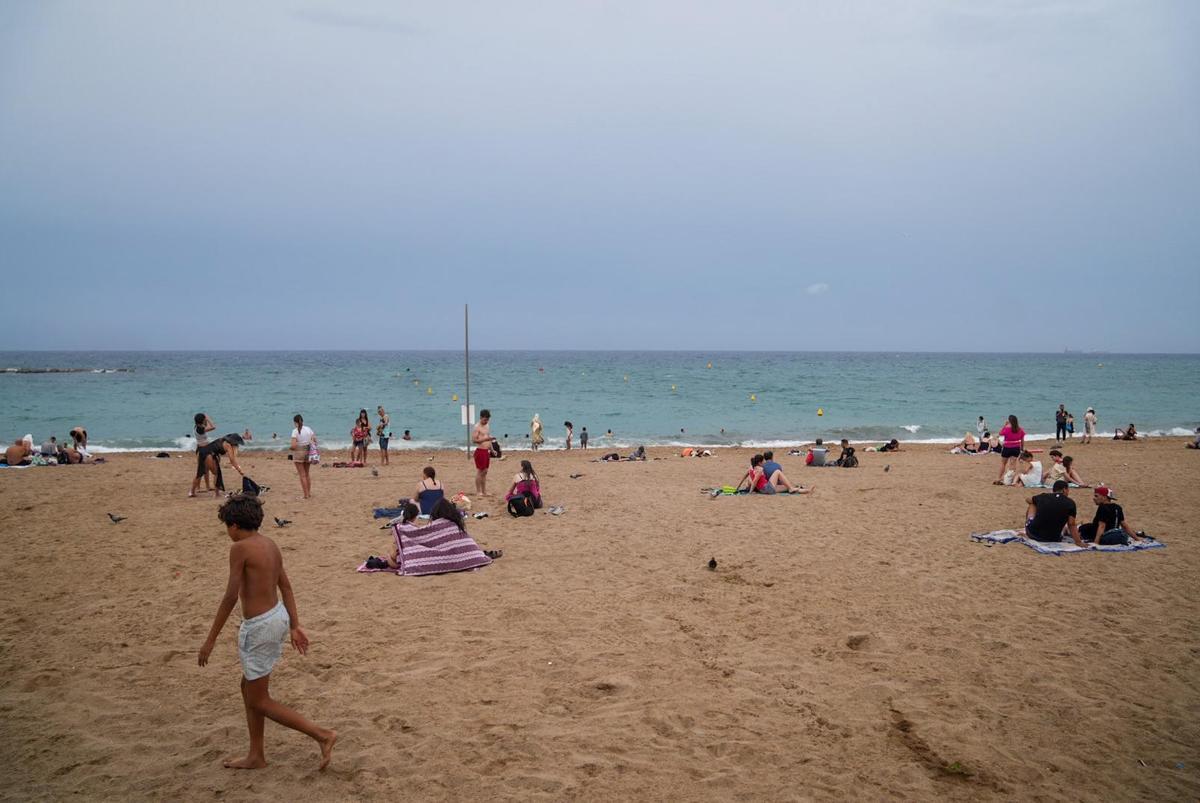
[530,414,544,451]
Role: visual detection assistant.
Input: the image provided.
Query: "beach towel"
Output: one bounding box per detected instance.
[356,519,493,576]
[970,528,1165,555]
[373,506,408,519]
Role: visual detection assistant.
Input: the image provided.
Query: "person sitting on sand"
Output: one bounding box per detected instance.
[1060,456,1089,487]
[40,436,57,457]
[415,466,445,515]
[1043,449,1067,485]
[197,494,337,771]
[384,503,421,568]
[1114,423,1138,441]
[983,431,1000,452]
[1188,428,1200,449]
[739,454,810,495]
[1025,480,1087,547]
[949,433,978,454]
[3,436,33,466]
[1005,450,1043,487]
[878,439,901,453]
[1077,486,1144,546]
[506,459,543,509]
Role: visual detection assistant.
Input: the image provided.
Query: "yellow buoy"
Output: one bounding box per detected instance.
[452,394,458,401]
[750,394,757,402]
[426,387,433,395]
[817,408,824,416]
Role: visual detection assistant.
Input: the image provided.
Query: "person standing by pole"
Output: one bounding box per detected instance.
[472,409,496,496]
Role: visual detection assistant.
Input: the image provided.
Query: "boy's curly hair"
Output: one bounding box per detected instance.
[217,494,264,531]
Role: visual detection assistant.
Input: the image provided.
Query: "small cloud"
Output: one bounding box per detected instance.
[292,8,416,35]
[806,283,830,295]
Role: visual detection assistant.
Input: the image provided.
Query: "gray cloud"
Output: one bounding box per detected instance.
[291,7,416,35]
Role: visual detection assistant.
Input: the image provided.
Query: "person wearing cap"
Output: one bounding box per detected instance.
[1025,480,1086,547]
[1082,407,1097,444]
[1078,487,1144,546]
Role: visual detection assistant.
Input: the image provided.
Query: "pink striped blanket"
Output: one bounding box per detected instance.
[357,519,492,576]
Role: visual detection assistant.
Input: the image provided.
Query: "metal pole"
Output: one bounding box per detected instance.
[464,304,470,459]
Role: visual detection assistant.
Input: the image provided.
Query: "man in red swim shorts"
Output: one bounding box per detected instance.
[472,409,496,496]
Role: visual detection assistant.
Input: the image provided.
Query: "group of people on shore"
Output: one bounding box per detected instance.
[2,427,92,466]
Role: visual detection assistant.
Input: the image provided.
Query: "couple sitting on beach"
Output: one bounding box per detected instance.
[1025,482,1146,547]
[367,498,502,571]
[736,452,813,495]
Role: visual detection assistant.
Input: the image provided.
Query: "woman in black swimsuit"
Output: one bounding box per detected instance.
[199,433,246,496]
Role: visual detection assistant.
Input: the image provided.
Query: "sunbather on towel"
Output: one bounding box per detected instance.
[4,436,33,466]
[1025,480,1087,547]
[761,451,812,493]
[949,433,979,454]
[737,454,810,495]
[1078,486,1144,546]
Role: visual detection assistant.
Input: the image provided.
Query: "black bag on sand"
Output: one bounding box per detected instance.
[242,475,262,496]
[507,494,536,517]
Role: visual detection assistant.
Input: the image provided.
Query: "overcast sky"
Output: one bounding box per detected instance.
[1,1,1197,351]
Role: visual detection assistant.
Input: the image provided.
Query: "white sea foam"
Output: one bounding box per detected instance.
[901,424,921,433]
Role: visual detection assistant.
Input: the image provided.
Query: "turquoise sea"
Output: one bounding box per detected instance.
[1,351,1197,452]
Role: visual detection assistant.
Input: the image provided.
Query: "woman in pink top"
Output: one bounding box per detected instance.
[994,414,1026,485]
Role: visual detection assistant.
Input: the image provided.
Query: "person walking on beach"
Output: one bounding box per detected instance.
[290,414,315,499]
[1054,404,1068,443]
[994,415,1025,485]
[1083,407,1097,444]
[530,414,544,451]
[198,494,337,770]
[376,406,390,466]
[564,421,573,450]
[472,409,496,496]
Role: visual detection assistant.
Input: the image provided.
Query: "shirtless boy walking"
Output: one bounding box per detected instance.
[472,409,496,496]
[198,494,336,770]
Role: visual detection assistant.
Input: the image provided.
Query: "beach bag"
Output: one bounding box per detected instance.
[307,442,320,464]
[241,475,261,496]
[507,493,536,517]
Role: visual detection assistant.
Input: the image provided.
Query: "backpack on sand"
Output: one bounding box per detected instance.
[507,493,536,517]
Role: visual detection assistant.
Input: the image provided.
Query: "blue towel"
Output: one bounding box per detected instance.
[373,506,407,519]
[970,528,1165,555]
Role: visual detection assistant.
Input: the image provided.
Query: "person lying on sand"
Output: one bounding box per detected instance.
[1078,486,1144,546]
[1114,424,1138,441]
[1025,480,1087,547]
[949,432,979,454]
[198,494,337,771]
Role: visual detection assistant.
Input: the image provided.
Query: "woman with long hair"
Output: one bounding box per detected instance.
[189,413,218,497]
[994,414,1025,485]
[506,459,543,508]
[351,409,371,464]
[290,414,316,499]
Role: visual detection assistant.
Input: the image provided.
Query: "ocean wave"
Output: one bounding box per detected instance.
[901,424,922,433]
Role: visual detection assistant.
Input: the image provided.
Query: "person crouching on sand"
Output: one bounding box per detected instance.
[198,494,336,770]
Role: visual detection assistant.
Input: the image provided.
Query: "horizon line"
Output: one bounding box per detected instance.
[2,348,1198,356]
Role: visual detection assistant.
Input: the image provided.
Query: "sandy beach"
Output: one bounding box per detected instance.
[0,438,1196,801]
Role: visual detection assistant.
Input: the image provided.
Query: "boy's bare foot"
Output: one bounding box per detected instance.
[318,730,337,771]
[223,755,267,769]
